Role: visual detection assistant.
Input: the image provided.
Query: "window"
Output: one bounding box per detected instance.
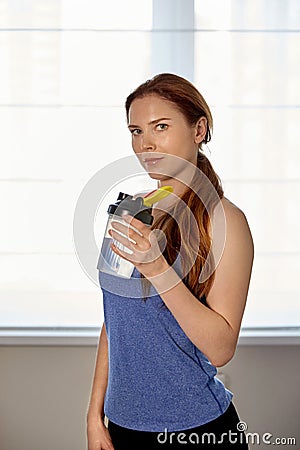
[194,0,300,328]
[0,0,299,335]
[0,0,153,328]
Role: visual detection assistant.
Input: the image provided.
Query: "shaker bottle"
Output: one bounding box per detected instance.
[97,192,154,278]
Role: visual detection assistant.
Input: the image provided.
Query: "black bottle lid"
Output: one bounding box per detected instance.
[107,192,154,226]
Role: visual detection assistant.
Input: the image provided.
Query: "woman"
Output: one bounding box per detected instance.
[87,73,254,449]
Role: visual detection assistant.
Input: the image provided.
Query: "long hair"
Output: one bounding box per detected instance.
[125,73,224,306]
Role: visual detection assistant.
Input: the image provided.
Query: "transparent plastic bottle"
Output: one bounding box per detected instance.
[97,192,154,278]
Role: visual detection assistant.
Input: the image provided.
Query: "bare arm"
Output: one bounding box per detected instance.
[87,322,109,423]
[149,197,254,367]
[87,323,114,449]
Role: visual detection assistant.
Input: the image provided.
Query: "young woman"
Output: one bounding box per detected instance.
[87,73,254,449]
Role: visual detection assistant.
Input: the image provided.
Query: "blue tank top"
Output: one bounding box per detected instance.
[98,254,233,432]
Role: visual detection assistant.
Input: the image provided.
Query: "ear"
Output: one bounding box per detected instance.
[194,117,207,144]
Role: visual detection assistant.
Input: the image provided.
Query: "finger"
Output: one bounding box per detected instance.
[110,241,144,265]
[109,229,137,251]
[111,241,159,265]
[149,228,167,250]
[122,214,149,234]
[111,219,143,237]
[102,441,115,450]
[104,432,115,450]
[110,222,144,245]
[110,242,133,262]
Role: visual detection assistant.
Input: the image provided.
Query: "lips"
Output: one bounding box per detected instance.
[143,157,164,163]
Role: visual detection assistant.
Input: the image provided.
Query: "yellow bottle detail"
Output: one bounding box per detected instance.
[142,186,173,207]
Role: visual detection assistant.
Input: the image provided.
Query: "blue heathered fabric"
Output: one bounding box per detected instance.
[98,255,233,432]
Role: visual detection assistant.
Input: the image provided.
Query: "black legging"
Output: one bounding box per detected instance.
[107,401,249,449]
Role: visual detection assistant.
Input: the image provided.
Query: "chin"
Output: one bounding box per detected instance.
[147,171,171,181]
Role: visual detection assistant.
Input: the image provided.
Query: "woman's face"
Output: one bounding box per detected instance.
[127,94,206,188]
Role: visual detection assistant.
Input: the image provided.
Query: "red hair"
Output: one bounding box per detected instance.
[125,73,224,305]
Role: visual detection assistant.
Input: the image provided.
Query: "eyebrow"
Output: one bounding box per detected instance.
[128,117,172,128]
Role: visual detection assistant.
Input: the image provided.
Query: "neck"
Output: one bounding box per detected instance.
[157,162,198,200]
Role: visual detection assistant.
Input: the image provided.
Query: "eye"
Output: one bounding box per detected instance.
[130,128,142,136]
[156,123,168,131]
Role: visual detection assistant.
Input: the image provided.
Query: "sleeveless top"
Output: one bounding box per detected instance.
[98,253,233,432]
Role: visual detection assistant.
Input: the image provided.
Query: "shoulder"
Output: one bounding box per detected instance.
[221,196,246,220]
[221,196,253,245]
[211,196,253,244]
[208,195,254,282]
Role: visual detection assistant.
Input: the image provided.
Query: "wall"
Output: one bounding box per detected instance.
[0,344,299,450]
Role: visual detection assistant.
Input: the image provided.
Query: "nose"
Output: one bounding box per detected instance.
[140,131,156,152]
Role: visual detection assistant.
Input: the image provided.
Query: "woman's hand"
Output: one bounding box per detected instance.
[87,415,114,450]
[109,214,169,279]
